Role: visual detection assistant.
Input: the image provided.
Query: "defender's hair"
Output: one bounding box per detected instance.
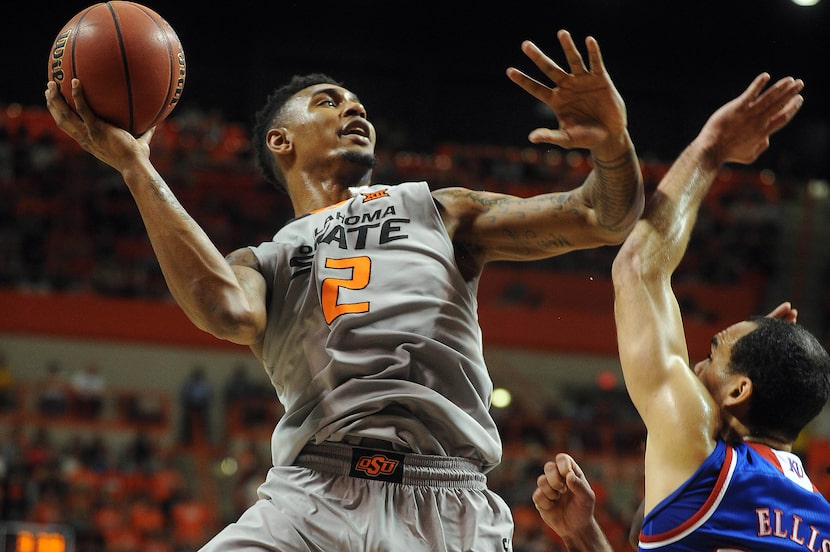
[731,316,830,441]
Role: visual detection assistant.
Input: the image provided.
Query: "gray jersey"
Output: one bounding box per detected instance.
[250,181,501,472]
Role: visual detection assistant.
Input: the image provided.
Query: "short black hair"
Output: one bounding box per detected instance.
[730,316,830,441]
[252,73,343,192]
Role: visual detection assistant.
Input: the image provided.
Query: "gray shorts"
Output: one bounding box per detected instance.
[198,442,514,551]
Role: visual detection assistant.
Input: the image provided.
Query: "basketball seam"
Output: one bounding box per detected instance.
[106,1,135,134]
[133,3,176,133]
[68,8,96,95]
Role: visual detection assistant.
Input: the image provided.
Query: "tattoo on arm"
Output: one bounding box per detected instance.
[504,193,579,250]
[146,175,198,224]
[225,248,260,270]
[589,151,641,232]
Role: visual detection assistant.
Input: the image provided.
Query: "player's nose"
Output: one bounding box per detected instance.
[343,98,367,119]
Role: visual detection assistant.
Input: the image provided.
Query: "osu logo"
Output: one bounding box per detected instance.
[355,454,400,477]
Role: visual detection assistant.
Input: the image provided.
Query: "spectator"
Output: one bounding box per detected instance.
[178,366,213,446]
[0,350,15,412]
[222,363,253,409]
[69,362,106,418]
[221,363,275,435]
[229,440,268,518]
[146,449,186,517]
[93,490,128,545]
[37,360,69,417]
[127,491,166,542]
[0,427,29,520]
[171,489,216,550]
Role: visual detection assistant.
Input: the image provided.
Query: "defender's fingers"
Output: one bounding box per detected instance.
[740,73,772,102]
[533,487,557,510]
[536,472,559,499]
[767,94,804,135]
[542,460,569,493]
[756,77,801,114]
[557,453,586,481]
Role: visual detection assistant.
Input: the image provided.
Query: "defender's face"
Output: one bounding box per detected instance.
[693,320,757,403]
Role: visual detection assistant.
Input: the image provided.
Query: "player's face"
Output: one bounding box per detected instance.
[285,83,377,167]
[693,320,756,404]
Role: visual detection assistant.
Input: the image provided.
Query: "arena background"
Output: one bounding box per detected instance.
[1,1,829,550]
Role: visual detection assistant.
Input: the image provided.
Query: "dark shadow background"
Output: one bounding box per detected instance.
[6,0,829,179]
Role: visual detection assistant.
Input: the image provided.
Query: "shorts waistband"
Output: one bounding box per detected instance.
[295,442,486,489]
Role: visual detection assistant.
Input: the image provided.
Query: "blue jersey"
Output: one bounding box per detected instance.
[639,439,830,550]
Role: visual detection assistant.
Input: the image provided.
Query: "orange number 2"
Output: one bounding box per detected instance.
[322,256,371,323]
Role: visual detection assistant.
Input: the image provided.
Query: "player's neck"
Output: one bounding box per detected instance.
[743,435,792,452]
[723,417,793,452]
[288,168,371,215]
[289,185,361,216]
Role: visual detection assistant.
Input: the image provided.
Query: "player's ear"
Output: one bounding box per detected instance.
[724,375,752,407]
[267,127,292,155]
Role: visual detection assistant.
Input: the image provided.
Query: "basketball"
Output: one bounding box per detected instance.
[48,2,186,136]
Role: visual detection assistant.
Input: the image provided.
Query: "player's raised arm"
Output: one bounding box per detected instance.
[45,79,267,346]
[611,73,805,507]
[435,30,643,268]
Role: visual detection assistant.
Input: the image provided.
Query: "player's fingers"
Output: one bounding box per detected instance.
[69,78,95,121]
[533,487,557,511]
[528,128,571,147]
[557,454,596,497]
[45,81,82,130]
[740,73,772,102]
[557,30,587,75]
[521,40,570,83]
[557,453,584,478]
[139,126,157,143]
[788,307,799,323]
[45,81,63,111]
[536,473,559,499]
[566,468,596,499]
[762,76,803,105]
[45,81,70,112]
[766,301,793,319]
[506,67,554,106]
[584,36,606,75]
[767,94,804,135]
[762,81,803,131]
[542,461,568,494]
[755,77,801,116]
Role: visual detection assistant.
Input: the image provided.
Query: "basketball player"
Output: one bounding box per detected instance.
[533,73,830,551]
[46,29,644,551]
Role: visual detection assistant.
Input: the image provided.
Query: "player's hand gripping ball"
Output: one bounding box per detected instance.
[48,1,186,136]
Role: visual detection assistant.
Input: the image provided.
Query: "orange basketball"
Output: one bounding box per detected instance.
[48,2,186,136]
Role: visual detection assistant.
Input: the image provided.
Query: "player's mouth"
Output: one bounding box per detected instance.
[341,120,372,144]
